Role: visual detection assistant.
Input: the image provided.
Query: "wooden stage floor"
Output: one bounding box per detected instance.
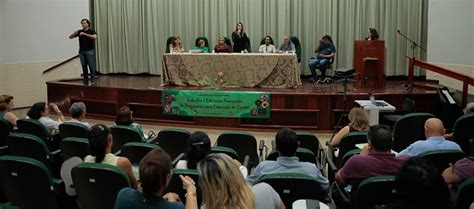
[47,75,441,130]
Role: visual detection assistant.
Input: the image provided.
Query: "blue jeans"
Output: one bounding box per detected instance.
[79,50,96,82]
[308,58,330,79]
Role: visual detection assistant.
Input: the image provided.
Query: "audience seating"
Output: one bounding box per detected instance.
[72,162,131,209]
[340,149,361,168]
[0,119,13,156]
[60,137,89,161]
[210,146,239,159]
[451,113,474,154]
[216,131,264,171]
[454,176,474,209]
[382,98,415,126]
[110,125,145,154]
[16,118,55,149]
[296,131,322,161]
[7,133,61,177]
[326,132,367,183]
[119,142,159,165]
[156,128,191,160]
[163,169,202,206]
[392,112,434,152]
[266,147,317,164]
[0,203,19,209]
[290,36,302,63]
[419,149,466,173]
[258,173,325,209]
[0,156,64,209]
[352,175,396,209]
[59,122,89,139]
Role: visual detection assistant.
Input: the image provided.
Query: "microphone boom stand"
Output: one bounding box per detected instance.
[397,30,426,92]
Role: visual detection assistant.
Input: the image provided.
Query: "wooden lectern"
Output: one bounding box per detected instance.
[354,40,385,89]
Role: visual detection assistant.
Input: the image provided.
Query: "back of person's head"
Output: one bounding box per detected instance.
[465,102,474,113]
[424,118,445,138]
[369,28,379,40]
[322,35,333,45]
[186,131,211,169]
[197,153,254,209]
[27,102,46,120]
[139,147,172,200]
[470,135,474,156]
[348,107,369,131]
[115,106,133,126]
[88,124,111,163]
[393,157,450,209]
[0,95,13,112]
[70,102,87,119]
[367,125,393,152]
[275,127,298,157]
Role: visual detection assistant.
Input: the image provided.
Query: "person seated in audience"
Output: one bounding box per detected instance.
[335,125,408,185]
[277,36,295,53]
[308,35,336,84]
[26,102,65,134]
[67,102,91,128]
[442,137,474,186]
[85,124,138,188]
[114,147,197,209]
[365,28,379,41]
[193,39,209,53]
[259,36,276,53]
[444,102,474,139]
[115,106,147,141]
[247,128,329,190]
[198,153,285,209]
[388,157,451,209]
[397,118,461,157]
[169,36,185,53]
[330,107,369,147]
[213,36,232,53]
[0,95,19,126]
[175,131,248,178]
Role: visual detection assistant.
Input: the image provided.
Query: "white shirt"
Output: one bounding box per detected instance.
[259,44,277,53]
[25,115,61,134]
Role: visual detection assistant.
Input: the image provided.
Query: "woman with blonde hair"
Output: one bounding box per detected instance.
[197,153,285,209]
[330,107,370,147]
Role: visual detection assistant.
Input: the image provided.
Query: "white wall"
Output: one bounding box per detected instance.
[0,0,89,64]
[427,0,474,96]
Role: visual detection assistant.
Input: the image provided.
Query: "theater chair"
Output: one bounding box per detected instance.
[258,173,325,209]
[210,146,239,160]
[156,128,192,160]
[392,112,434,152]
[0,119,13,156]
[451,113,474,154]
[419,149,466,173]
[60,137,89,161]
[119,142,159,165]
[296,131,324,163]
[216,131,265,173]
[163,169,202,206]
[290,36,302,63]
[165,36,174,53]
[16,118,57,150]
[72,162,131,209]
[333,175,396,209]
[7,133,62,178]
[454,177,474,209]
[110,125,147,154]
[59,122,89,139]
[0,156,65,209]
[326,132,367,183]
[194,37,209,49]
[224,37,232,48]
[267,147,317,164]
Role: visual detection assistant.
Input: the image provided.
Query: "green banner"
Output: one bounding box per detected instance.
[162,89,270,118]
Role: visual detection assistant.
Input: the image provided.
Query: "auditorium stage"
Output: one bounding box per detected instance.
[47,75,441,130]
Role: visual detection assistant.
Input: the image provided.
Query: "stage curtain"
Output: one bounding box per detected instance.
[93,0,427,76]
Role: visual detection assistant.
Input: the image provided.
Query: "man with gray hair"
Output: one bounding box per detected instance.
[67,102,91,128]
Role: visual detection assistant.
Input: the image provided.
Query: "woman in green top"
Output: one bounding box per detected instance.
[194,39,209,53]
